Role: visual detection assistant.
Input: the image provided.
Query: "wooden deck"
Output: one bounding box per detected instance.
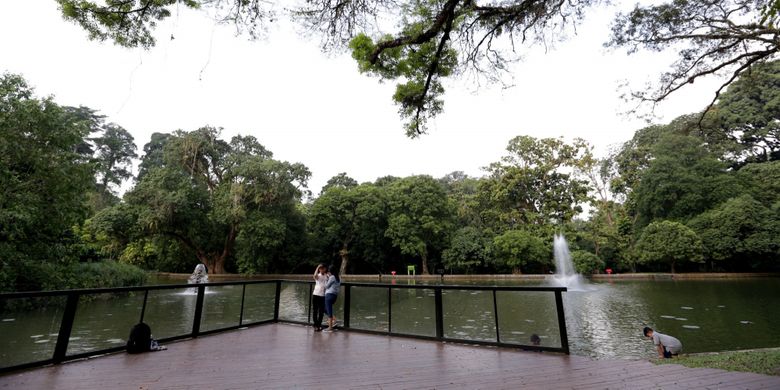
[1,324,779,389]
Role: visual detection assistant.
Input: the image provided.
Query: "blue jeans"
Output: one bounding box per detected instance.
[324,293,338,317]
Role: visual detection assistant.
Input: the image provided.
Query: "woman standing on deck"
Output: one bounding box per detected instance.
[312,264,328,331]
[323,265,341,332]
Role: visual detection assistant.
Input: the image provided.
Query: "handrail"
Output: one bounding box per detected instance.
[0,279,568,373]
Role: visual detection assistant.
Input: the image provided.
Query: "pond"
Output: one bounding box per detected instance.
[1,277,778,368]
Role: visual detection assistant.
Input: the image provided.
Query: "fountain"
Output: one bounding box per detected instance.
[188,264,209,284]
[551,234,587,291]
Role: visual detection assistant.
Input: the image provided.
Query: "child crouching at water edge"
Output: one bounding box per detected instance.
[644,327,682,358]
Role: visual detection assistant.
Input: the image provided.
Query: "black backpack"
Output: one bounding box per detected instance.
[126,322,152,354]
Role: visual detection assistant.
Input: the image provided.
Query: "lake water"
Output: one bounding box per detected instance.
[1,277,778,368]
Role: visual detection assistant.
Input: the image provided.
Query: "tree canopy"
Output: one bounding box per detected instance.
[52,0,780,137]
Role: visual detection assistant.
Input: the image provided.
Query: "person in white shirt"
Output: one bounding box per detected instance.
[312,264,328,331]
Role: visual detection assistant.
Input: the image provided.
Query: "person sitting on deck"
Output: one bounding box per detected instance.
[643,326,682,358]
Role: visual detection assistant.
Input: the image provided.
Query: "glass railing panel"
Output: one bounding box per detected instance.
[142,286,199,340]
[200,285,243,332]
[349,286,388,332]
[66,292,145,356]
[241,283,276,324]
[442,289,497,342]
[496,291,561,348]
[390,288,435,337]
[0,296,66,368]
[278,282,311,323]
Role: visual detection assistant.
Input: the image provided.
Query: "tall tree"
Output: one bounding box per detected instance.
[442,226,492,273]
[92,123,138,193]
[630,134,739,227]
[125,127,310,273]
[385,175,454,275]
[0,73,94,266]
[308,182,389,275]
[137,132,173,181]
[706,60,780,165]
[320,172,359,194]
[479,136,591,233]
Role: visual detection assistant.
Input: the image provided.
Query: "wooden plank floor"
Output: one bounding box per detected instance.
[1,324,779,389]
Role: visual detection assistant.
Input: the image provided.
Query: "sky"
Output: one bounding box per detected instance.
[0,1,725,196]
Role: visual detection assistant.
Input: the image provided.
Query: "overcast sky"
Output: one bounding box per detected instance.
[0,1,725,196]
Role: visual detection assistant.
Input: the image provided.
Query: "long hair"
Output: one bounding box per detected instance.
[328,264,340,282]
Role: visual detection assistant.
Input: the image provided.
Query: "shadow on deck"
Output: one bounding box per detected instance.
[1,324,779,389]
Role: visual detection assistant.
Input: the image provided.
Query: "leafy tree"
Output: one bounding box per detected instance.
[608,0,780,115]
[235,203,308,274]
[479,136,591,233]
[736,160,780,205]
[439,171,482,227]
[634,220,703,273]
[137,132,173,181]
[631,134,739,227]
[320,172,359,194]
[688,195,780,270]
[308,182,389,275]
[706,60,780,165]
[385,175,454,275]
[0,73,94,266]
[91,123,138,192]
[441,226,491,273]
[571,250,604,275]
[123,127,310,273]
[55,0,267,48]
[491,229,548,274]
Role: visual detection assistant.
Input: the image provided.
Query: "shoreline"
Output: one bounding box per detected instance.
[152,271,780,282]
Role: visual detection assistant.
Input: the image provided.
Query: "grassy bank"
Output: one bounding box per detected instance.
[655,348,780,376]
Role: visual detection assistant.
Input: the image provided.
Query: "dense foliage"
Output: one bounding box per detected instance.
[0,74,146,291]
[2,59,779,290]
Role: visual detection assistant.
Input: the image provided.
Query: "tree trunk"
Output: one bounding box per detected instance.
[421,251,430,275]
[339,245,349,276]
[671,261,676,274]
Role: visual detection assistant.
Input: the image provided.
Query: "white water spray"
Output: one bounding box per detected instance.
[552,234,587,291]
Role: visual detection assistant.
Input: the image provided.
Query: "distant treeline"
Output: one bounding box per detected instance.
[1,62,779,291]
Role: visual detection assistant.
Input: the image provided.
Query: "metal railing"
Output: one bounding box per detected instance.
[0,280,568,373]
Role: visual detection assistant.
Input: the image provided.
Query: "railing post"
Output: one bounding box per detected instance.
[343,285,351,328]
[53,292,79,363]
[139,290,149,323]
[492,289,500,344]
[273,281,281,322]
[307,283,313,324]
[238,284,247,326]
[387,287,392,333]
[191,285,205,338]
[434,287,443,339]
[554,289,569,355]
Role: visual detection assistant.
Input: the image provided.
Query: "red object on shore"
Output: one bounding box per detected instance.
[606,268,613,275]
[391,271,396,276]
